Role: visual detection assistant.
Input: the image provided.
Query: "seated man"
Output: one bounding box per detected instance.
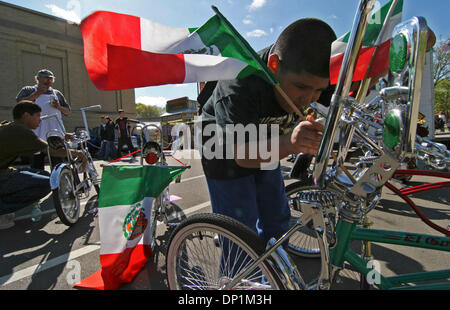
[0,101,87,229]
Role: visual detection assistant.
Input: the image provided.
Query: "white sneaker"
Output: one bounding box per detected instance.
[0,212,15,230]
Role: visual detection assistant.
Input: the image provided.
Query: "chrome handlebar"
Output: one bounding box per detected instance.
[41,113,66,134]
[80,105,102,140]
[42,105,102,147]
[313,0,377,188]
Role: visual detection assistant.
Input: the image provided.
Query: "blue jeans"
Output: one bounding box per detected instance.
[205,166,290,243]
[97,140,116,160]
[0,167,51,215]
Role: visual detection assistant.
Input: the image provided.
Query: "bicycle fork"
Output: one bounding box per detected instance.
[360,214,374,289]
[221,202,333,290]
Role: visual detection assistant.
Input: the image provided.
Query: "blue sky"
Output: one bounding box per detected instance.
[4,0,449,108]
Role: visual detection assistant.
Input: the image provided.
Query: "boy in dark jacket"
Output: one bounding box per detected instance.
[115,110,137,159]
[97,116,117,161]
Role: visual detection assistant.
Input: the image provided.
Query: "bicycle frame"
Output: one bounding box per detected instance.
[330,219,450,290]
[44,105,101,193]
[389,169,450,236]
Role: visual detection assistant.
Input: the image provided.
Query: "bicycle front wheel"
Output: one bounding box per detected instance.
[53,167,80,226]
[166,213,284,290]
[286,181,337,258]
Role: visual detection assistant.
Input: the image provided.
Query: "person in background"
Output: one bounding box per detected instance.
[97,115,117,161]
[16,69,71,170]
[447,109,450,131]
[305,107,316,121]
[438,110,447,132]
[0,101,86,229]
[115,109,137,160]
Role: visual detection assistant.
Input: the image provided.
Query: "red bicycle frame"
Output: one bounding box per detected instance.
[386,169,450,236]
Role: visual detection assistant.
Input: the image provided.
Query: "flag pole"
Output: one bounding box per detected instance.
[211,5,305,119]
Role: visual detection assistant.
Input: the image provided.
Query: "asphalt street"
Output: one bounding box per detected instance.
[0,150,448,291]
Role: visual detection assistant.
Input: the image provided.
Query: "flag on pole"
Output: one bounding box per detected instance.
[74,165,186,290]
[80,9,275,91]
[330,0,403,84]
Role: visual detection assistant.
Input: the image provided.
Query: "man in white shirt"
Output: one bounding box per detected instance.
[16,69,71,170]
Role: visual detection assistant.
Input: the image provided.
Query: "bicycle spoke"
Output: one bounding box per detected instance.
[168,218,279,290]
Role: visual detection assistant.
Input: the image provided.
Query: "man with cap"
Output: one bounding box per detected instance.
[115,109,137,160]
[16,69,71,170]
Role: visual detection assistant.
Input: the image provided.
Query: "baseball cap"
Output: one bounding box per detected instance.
[37,69,55,78]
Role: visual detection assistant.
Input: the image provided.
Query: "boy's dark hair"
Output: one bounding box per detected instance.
[272,18,336,78]
[13,100,41,120]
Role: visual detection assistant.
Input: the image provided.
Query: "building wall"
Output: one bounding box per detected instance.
[0,1,136,133]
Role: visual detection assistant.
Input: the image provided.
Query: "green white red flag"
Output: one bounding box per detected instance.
[80,10,272,91]
[80,1,402,91]
[330,0,403,84]
[74,165,185,290]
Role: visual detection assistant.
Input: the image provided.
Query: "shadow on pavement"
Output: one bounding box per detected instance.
[0,195,99,289]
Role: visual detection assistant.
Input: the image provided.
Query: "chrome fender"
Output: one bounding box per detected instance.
[265,238,306,290]
[50,163,70,190]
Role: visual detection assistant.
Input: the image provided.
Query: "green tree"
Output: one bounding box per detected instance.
[433,38,450,87]
[434,78,450,113]
[433,39,450,114]
[135,103,164,118]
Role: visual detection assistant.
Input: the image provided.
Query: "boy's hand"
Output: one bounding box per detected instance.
[290,120,324,155]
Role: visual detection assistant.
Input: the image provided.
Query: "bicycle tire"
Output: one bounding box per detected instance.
[94,184,100,195]
[285,181,336,258]
[166,213,284,290]
[149,194,163,251]
[53,167,80,226]
[87,156,100,196]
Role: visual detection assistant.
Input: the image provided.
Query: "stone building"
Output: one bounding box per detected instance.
[0,1,136,133]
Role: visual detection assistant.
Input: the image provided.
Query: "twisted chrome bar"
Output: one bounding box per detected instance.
[337,0,400,164]
[314,0,376,188]
[400,17,428,156]
[416,136,450,170]
[80,105,101,140]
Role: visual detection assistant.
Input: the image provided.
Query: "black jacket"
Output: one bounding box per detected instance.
[100,121,115,141]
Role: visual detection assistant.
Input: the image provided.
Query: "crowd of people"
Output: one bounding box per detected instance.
[0,69,137,229]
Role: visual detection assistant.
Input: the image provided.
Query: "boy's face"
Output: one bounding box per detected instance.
[275,70,329,114]
[23,112,42,129]
[119,112,124,118]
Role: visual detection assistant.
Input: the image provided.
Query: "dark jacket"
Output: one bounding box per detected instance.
[100,121,115,141]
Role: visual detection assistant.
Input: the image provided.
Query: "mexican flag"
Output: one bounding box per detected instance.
[80,9,273,91]
[330,0,403,84]
[74,165,185,290]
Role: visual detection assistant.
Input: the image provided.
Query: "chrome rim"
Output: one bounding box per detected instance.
[58,170,79,221]
[168,223,279,290]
